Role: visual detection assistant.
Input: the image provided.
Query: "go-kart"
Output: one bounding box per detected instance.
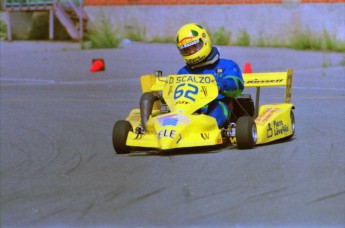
[112,68,295,154]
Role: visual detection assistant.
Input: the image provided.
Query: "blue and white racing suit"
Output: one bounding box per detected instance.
[177,47,244,127]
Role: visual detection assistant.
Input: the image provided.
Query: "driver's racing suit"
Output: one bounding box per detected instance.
[177,47,244,127]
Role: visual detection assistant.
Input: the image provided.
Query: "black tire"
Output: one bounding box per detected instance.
[112,120,133,154]
[286,110,295,140]
[236,116,257,149]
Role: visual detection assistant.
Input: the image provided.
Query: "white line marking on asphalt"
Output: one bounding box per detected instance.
[271,86,345,91]
[0,78,56,84]
[0,78,138,85]
[293,86,345,91]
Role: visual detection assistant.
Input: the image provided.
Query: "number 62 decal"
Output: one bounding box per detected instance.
[174,83,199,102]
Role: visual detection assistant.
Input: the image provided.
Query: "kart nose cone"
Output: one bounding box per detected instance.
[158,129,182,150]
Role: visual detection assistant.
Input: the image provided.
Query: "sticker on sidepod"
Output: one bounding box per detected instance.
[158,114,190,127]
[255,108,280,125]
[267,120,289,138]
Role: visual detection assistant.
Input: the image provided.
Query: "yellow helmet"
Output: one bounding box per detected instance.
[176,23,212,65]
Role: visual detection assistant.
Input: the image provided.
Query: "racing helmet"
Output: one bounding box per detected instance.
[176,23,212,65]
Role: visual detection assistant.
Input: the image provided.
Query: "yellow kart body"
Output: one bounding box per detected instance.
[126,74,223,150]
[112,69,295,153]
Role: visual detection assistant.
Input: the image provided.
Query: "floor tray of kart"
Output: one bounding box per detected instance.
[112,69,295,154]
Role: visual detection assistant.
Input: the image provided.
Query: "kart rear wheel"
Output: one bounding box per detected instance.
[112,120,133,154]
[236,116,257,149]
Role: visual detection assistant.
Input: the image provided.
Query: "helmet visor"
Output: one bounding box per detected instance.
[179,39,204,56]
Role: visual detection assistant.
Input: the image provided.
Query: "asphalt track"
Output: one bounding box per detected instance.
[1,41,345,227]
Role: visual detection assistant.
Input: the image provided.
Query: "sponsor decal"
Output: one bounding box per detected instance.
[216,68,224,74]
[158,129,176,139]
[246,79,284,84]
[178,39,199,49]
[267,123,273,138]
[201,133,209,140]
[267,120,289,138]
[163,118,178,127]
[176,101,190,105]
[187,55,206,64]
[201,86,208,97]
[158,129,182,144]
[158,114,190,126]
[256,108,280,125]
[169,75,212,84]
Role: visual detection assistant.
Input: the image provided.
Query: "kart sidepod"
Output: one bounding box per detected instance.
[243,68,295,145]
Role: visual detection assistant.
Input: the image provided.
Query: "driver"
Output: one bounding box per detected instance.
[138,23,244,133]
[176,23,244,127]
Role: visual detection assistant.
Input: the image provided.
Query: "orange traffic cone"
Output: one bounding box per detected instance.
[90,59,105,72]
[244,62,252,74]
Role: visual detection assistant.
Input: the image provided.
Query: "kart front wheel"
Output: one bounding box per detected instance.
[236,116,257,149]
[112,120,133,154]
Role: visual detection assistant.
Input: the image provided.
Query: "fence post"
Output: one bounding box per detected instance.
[80,0,83,39]
[49,7,54,40]
[6,11,12,41]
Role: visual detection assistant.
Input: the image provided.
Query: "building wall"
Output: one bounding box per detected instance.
[83,2,345,43]
[2,1,344,42]
[85,0,344,4]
